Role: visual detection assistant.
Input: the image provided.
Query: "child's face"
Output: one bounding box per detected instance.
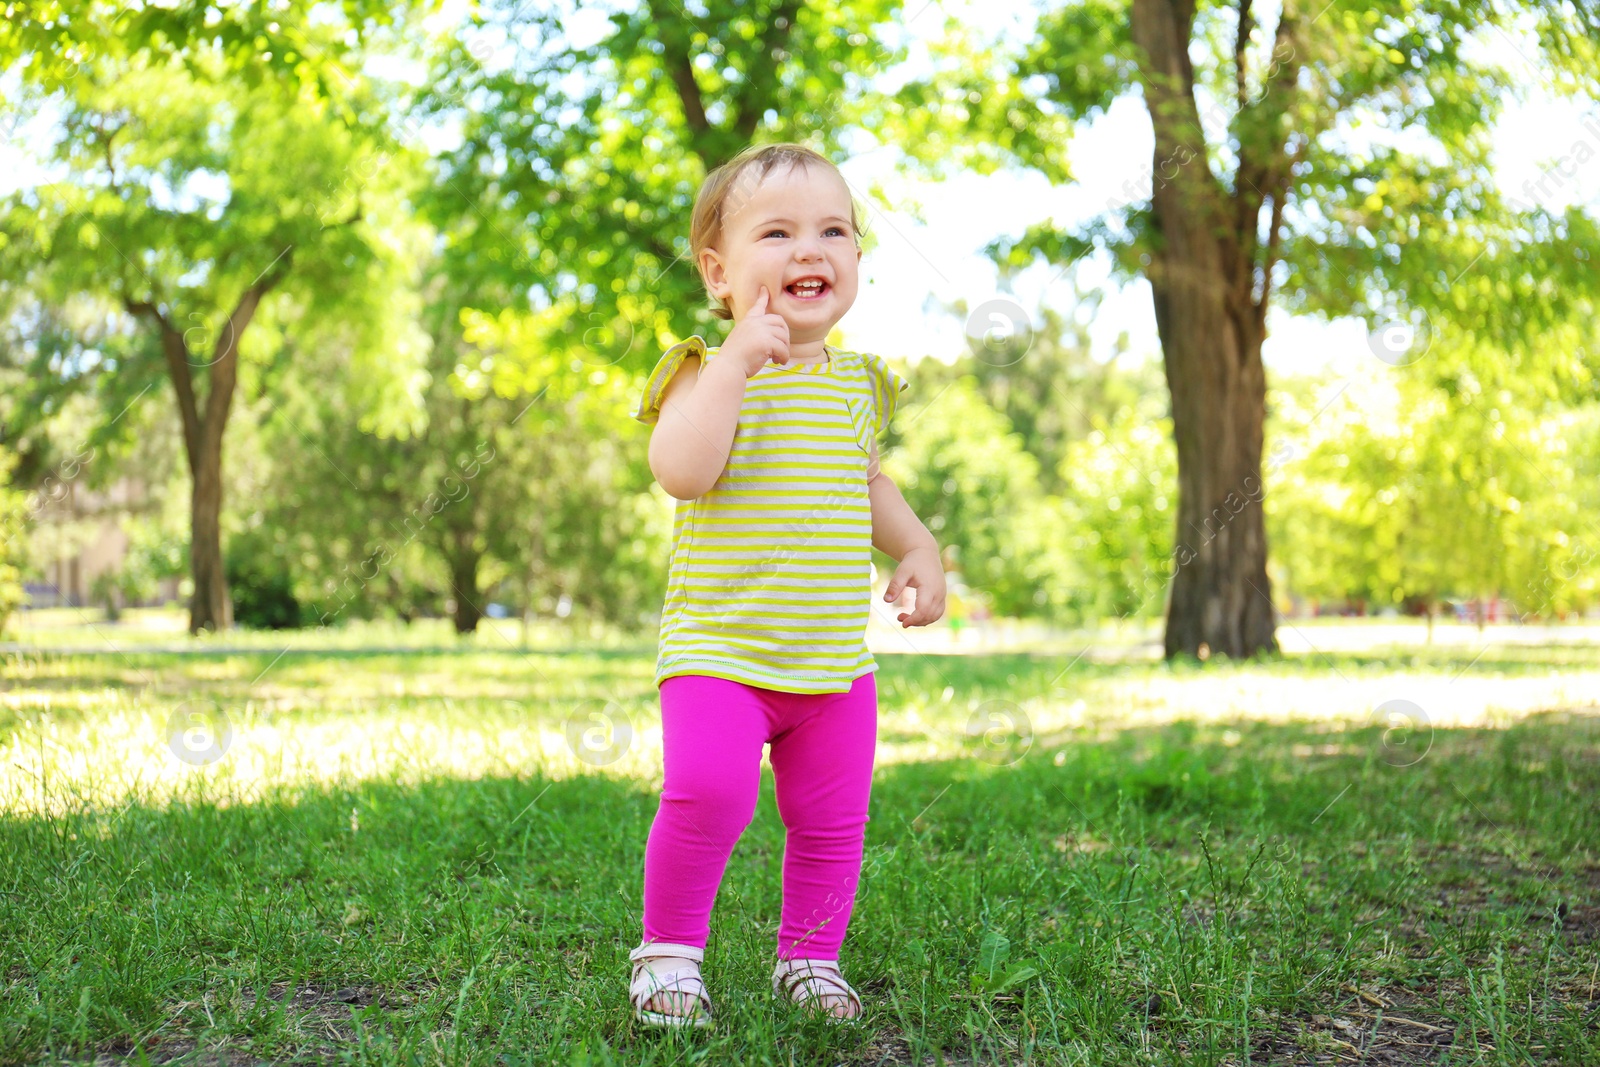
[698,162,862,339]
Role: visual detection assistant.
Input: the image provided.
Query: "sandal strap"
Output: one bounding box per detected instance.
[631,966,709,1006]
[773,958,861,1012]
[630,946,711,1014]
[630,941,704,963]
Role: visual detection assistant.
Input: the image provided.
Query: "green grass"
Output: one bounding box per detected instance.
[2,617,1598,1065]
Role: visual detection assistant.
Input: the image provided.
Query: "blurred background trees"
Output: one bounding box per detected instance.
[1,0,1596,650]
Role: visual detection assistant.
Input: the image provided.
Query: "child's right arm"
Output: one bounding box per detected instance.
[647,286,791,500]
[647,352,750,500]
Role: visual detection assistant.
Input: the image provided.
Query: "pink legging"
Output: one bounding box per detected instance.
[640,671,878,961]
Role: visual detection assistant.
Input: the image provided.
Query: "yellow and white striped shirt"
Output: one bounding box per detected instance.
[632,335,909,694]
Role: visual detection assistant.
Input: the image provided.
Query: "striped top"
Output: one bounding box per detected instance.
[632,335,909,694]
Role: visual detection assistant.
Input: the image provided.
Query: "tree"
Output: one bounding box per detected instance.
[460,308,668,634]
[0,3,429,633]
[1060,393,1178,623]
[417,0,911,374]
[884,0,1600,658]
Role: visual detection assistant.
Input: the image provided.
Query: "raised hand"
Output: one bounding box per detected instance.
[722,286,791,378]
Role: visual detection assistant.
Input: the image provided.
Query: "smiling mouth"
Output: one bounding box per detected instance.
[785,279,830,300]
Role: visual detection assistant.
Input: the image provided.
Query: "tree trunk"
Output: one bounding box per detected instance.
[130,249,292,636]
[190,444,233,633]
[1156,279,1278,659]
[449,551,483,634]
[146,309,245,637]
[1131,0,1297,660]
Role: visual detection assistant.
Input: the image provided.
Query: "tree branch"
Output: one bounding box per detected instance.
[1235,0,1253,113]
[125,297,204,467]
[1254,131,1307,324]
[1129,0,1231,259]
[322,198,365,230]
[1256,189,1287,320]
[1233,0,1302,301]
[649,0,709,136]
[200,246,294,463]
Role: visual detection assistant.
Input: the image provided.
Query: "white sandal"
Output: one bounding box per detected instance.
[771,956,864,1022]
[629,942,713,1029]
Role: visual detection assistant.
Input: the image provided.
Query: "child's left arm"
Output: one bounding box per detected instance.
[867,438,946,627]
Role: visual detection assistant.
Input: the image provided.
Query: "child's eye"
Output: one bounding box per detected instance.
[762,227,850,238]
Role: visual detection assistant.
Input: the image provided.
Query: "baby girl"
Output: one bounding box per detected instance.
[627,141,946,1027]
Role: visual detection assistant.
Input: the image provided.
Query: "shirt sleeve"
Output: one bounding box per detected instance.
[860,351,909,439]
[632,335,710,425]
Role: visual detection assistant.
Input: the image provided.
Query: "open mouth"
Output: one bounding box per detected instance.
[785,278,830,300]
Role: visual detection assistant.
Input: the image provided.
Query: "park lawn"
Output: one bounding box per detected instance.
[0,628,1597,1065]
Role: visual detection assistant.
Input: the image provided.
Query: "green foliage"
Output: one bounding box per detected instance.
[885,296,1177,624]
[888,376,1053,619]
[5,0,1600,638]
[888,309,1600,621]
[1,1,415,93]
[0,45,432,403]
[225,527,306,630]
[1018,0,1135,123]
[0,0,435,634]
[878,0,1600,653]
[1265,340,1600,616]
[418,0,913,385]
[968,0,1600,391]
[913,293,1158,497]
[1060,399,1178,621]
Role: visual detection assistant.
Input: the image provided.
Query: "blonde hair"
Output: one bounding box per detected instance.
[689,142,867,321]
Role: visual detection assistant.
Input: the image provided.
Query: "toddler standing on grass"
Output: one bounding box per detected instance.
[626,142,946,1028]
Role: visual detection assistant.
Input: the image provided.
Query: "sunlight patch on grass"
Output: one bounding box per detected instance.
[872,666,1600,766]
[0,704,669,817]
[4,630,1597,817]
[1081,671,1600,729]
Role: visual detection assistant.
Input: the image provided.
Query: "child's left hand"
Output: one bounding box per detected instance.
[883,547,947,627]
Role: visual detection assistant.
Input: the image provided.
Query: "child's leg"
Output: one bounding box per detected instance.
[768,671,878,961]
[641,674,770,949]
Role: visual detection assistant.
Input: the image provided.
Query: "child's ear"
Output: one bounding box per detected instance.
[699,248,731,300]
